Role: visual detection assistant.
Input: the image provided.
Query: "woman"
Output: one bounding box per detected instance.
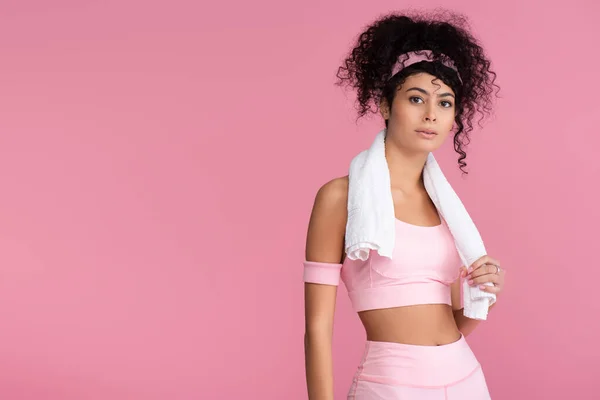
[303,11,506,400]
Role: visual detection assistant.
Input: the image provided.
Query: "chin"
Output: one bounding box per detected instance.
[414,140,444,153]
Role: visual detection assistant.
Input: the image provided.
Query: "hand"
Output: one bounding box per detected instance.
[460,255,506,296]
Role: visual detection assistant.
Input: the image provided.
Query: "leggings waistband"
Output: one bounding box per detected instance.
[354,334,481,388]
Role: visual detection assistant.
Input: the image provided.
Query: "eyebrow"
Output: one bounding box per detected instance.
[406,87,455,99]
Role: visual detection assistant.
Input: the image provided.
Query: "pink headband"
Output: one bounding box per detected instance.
[391,50,462,83]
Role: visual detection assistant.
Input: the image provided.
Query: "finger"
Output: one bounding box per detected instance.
[460,266,468,278]
[467,264,497,280]
[479,284,501,294]
[469,273,499,286]
[467,257,489,273]
[468,256,500,273]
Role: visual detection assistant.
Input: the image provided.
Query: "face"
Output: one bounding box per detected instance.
[381,72,456,154]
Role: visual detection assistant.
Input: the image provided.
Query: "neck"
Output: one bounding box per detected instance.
[384,139,428,195]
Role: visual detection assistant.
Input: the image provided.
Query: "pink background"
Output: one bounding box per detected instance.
[0,0,599,399]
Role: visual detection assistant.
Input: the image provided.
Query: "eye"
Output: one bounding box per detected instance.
[409,96,424,104]
[440,100,453,108]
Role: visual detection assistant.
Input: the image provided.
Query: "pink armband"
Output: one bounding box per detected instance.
[303,261,343,286]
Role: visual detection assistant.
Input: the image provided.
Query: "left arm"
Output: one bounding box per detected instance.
[450,256,506,337]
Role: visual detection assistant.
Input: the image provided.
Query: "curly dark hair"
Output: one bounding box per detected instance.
[335,10,500,174]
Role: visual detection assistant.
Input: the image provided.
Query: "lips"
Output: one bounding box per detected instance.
[416,129,438,140]
[416,129,437,135]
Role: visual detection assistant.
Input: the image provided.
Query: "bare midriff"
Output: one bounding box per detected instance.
[358,303,461,346]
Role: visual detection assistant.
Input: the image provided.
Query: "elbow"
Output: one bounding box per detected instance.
[304,328,333,354]
[452,309,469,337]
[458,327,470,337]
[304,321,333,343]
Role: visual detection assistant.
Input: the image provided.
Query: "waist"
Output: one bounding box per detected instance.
[358,304,460,345]
[355,333,481,387]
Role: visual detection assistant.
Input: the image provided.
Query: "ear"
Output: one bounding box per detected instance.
[380,98,390,120]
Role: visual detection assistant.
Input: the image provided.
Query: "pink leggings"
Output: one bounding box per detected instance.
[347,334,491,399]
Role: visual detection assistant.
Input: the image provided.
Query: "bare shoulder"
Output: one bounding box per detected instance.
[305,176,349,264]
[312,175,348,223]
[315,175,348,208]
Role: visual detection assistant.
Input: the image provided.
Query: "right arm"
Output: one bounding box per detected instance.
[303,178,347,400]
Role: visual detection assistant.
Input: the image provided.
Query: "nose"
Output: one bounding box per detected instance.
[424,105,436,122]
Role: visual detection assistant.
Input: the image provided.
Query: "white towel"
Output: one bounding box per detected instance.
[345,128,496,320]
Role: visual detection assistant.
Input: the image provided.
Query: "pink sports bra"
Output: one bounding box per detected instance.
[303,217,462,312]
